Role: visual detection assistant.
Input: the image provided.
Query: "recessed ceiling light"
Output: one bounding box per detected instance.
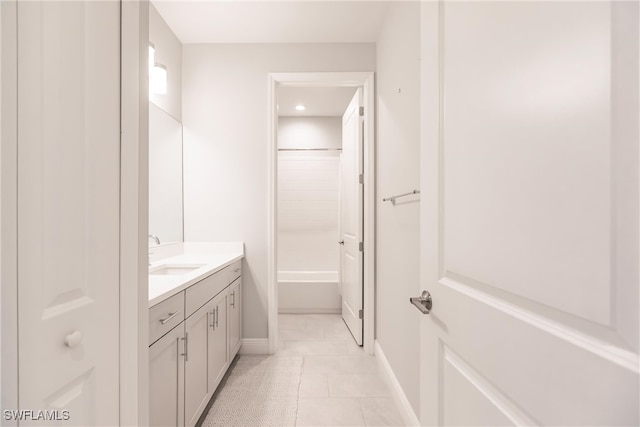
[295,105,306,111]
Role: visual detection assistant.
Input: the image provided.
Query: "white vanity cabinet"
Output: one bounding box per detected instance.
[148,258,243,427]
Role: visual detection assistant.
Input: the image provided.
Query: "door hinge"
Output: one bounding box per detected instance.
[359,242,364,252]
[359,174,364,184]
[358,309,363,319]
[359,106,364,116]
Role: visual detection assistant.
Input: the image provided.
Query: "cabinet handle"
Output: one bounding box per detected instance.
[181,333,188,362]
[209,310,215,330]
[215,306,219,328]
[159,311,180,325]
[234,268,240,273]
[231,291,235,308]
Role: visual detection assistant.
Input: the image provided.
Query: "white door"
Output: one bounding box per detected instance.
[17,2,121,425]
[340,89,364,345]
[419,1,639,425]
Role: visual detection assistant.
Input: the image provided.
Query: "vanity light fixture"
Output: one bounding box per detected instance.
[149,42,167,95]
[151,63,167,95]
[295,104,306,111]
[149,42,155,74]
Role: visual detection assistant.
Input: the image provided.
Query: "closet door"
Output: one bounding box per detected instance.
[16,2,121,425]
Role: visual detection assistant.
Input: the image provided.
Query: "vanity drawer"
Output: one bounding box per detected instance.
[185,270,228,318]
[228,260,242,283]
[149,292,184,345]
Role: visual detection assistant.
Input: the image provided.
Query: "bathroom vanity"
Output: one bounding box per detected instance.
[148,244,243,427]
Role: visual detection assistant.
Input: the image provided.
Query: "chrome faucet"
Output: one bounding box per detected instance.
[149,234,160,245]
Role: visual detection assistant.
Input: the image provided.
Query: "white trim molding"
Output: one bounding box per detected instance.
[1,1,19,421]
[267,72,376,356]
[240,339,270,355]
[267,73,278,354]
[278,308,341,315]
[120,1,150,425]
[375,340,420,427]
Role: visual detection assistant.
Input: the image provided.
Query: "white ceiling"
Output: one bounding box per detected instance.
[278,86,357,117]
[151,1,390,44]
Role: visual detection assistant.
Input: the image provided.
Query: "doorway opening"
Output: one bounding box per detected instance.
[276,86,357,347]
[267,72,375,355]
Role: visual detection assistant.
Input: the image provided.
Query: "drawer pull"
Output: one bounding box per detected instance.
[159,311,180,325]
[234,268,240,273]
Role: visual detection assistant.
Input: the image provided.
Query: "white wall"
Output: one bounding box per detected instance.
[182,43,375,339]
[278,117,341,272]
[149,3,181,121]
[375,2,421,417]
[278,117,341,150]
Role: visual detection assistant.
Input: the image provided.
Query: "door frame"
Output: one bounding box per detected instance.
[120,1,150,425]
[267,72,376,355]
[1,1,19,419]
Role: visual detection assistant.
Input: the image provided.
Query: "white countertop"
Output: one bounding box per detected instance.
[148,242,244,307]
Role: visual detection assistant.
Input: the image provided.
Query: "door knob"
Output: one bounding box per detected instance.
[338,240,345,245]
[410,291,432,314]
[64,331,83,348]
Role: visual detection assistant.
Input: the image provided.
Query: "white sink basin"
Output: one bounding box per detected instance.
[150,264,205,276]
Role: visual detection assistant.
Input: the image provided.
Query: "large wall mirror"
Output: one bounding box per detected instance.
[149,102,183,243]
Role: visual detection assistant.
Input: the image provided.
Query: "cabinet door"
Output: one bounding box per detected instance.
[208,292,228,393]
[149,325,185,427]
[184,303,211,427]
[228,278,242,359]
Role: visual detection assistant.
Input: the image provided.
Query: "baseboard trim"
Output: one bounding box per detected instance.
[375,340,420,426]
[239,338,269,355]
[278,308,341,314]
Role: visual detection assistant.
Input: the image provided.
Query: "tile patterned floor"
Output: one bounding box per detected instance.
[202,314,406,426]
[202,356,301,426]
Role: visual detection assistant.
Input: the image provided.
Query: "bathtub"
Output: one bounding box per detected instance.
[277,270,342,314]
